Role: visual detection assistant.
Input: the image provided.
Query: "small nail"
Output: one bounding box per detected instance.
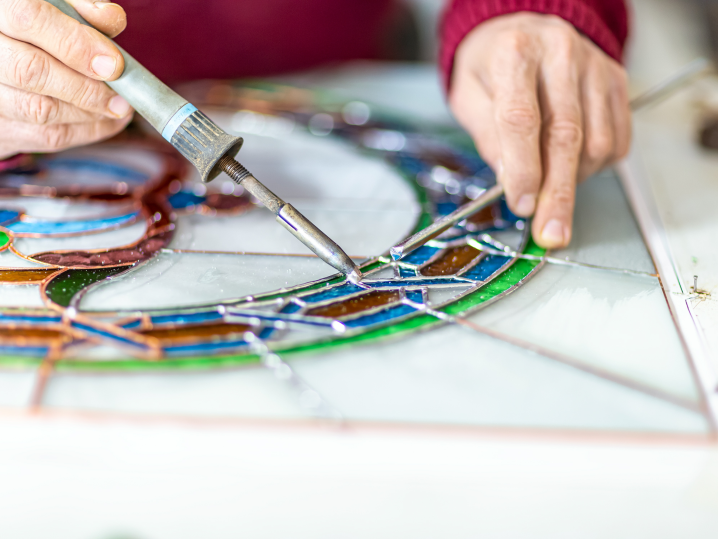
[91,54,117,80]
[515,194,536,216]
[540,219,566,247]
[108,95,130,117]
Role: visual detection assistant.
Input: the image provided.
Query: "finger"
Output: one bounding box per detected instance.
[532,39,583,249]
[578,59,615,182]
[66,0,127,38]
[0,0,124,80]
[608,64,632,161]
[0,33,131,118]
[488,34,542,217]
[449,71,501,171]
[0,114,133,154]
[0,83,105,124]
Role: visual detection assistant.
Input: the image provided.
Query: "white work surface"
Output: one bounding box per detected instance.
[4,5,718,537]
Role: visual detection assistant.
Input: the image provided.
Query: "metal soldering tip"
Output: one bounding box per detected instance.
[219,155,359,278]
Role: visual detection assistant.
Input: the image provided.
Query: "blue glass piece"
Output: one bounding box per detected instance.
[394,155,426,175]
[499,199,520,223]
[6,211,139,235]
[232,312,333,327]
[164,339,249,356]
[301,283,364,303]
[168,191,206,209]
[344,304,417,328]
[280,302,302,314]
[462,255,510,281]
[401,246,439,265]
[121,320,143,330]
[259,327,275,339]
[367,278,461,288]
[71,321,152,350]
[405,290,424,303]
[0,313,61,324]
[144,311,224,327]
[45,159,148,183]
[436,202,459,216]
[0,345,48,357]
[0,209,20,226]
[398,267,416,278]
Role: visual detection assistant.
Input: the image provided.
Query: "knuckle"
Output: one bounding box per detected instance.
[11,50,51,92]
[21,93,59,124]
[56,25,91,65]
[40,124,72,150]
[547,120,583,150]
[499,29,532,53]
[7,0,45,33]
[72,80,107,112]
[498,105,540,133]
[547,184,575,207]
[585,133,613,162]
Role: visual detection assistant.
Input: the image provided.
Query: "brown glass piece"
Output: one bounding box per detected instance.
[0,327,69,344]
[420,245,481,276]
[307,290,400,318]
[203,193,254,212]
[0,269,57,282]
[139,323,251,343]
[32,230,172,267]
[467,202,501,227]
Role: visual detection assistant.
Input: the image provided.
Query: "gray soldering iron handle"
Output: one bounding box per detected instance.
[43,0,244,183]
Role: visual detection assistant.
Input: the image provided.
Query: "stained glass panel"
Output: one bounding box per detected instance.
[0,76,709,437]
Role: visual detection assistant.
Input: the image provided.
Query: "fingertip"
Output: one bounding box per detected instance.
[513,193,537,216]
[69,0,127,38]
[534,218,570,249]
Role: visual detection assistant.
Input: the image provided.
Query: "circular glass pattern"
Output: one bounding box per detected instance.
[0,84,546,371]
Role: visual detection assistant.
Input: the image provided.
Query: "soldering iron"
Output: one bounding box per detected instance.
[45,0,361,282]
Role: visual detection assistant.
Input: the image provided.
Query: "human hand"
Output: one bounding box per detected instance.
[449,13,631,248]
[0,0,132,160]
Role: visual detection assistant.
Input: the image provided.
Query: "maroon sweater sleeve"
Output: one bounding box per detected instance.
[440,0,629,89]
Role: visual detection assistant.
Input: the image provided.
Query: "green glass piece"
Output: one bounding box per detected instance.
[45,266,129,307]
[0,231,9,250]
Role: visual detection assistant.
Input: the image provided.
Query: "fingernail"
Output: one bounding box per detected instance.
[515,194,536,216]
[540,219,566,247]
[91,54,117,80]
[108,95,130,117]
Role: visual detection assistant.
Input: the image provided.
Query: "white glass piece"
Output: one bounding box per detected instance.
[0,250,46,268]
[209,130,419,207]
[0,197,134,220]
[291,323,708,432]
[12,221,147,257]
[0,285,45,307]
[553,170,655,273]
[171,206,416,258]
[79,252,337,311]
[426,285,474,306]
[0,371,38,408]
[171,129,420,256]
[468,264,700,403]
[42,368,312,419]
[485,229,524,252]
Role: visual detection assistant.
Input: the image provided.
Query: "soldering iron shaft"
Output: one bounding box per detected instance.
[219,155,361,281]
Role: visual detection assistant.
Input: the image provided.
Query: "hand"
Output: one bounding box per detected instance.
[449,13,631,248]
[0,0,132,159]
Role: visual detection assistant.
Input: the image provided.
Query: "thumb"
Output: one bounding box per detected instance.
[66,0,127,38]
